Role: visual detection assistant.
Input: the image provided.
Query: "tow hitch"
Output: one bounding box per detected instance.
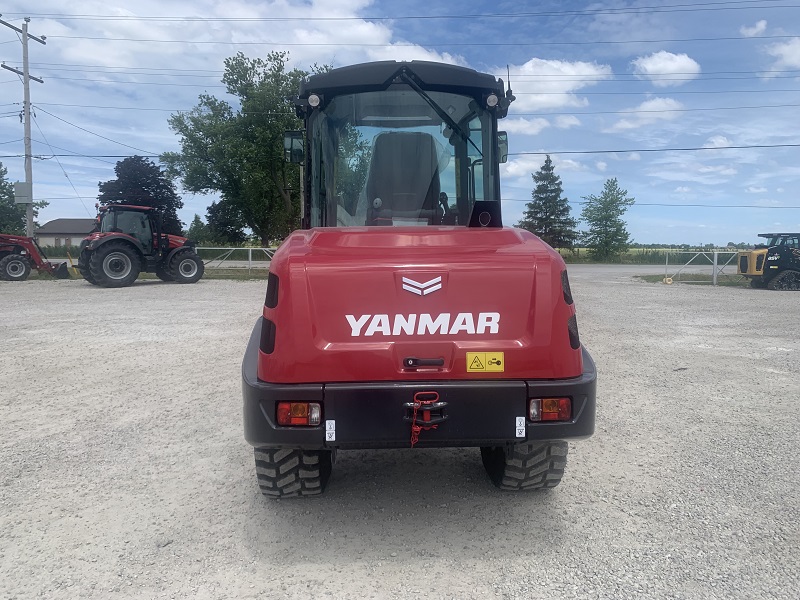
[405,391,447,447]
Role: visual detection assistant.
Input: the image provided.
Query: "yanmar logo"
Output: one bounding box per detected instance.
[346,313,500,337]
[402,276,442,296]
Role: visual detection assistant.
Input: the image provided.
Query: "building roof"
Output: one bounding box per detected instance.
[35,218,97,235]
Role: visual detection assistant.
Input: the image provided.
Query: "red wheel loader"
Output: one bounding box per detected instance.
[0,234,70,281]
[242,61,597,498]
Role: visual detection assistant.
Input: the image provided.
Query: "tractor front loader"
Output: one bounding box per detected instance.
[0,234,70,282]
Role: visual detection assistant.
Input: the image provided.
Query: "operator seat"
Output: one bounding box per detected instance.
[365,132,441,225]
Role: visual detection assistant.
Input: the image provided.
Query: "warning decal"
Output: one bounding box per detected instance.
[466,352,504,372]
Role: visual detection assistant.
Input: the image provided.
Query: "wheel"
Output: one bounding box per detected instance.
[88,242,141,288]
[169,251,204,284]
[749,278,767,289]
[480,441,568,491]
[78,250,98,285]
[766,269,800,291]
[254,448,333,498]
[0,254,31,281]
[155,265,174,282]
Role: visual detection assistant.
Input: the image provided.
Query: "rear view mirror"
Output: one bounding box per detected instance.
[497,131,509,164]
[284,131,305,163]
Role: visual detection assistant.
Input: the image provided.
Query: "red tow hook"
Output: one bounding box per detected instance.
[410,391,440,448]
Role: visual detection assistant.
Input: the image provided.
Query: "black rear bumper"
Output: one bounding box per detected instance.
[243,318,596,450]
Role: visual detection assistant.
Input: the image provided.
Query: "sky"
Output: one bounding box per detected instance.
[1,0,799,245]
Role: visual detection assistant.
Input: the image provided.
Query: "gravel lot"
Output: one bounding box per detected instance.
[1,269,798,600]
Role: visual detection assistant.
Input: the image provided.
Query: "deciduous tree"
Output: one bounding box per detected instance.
[163,51,314,246]
[0,161,47,234]
[97,156,184,235]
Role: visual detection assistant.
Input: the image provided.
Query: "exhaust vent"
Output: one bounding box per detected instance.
[561,270,573,305]
[567,315,581,350]
[265,272,279,308]
[260,318,276,354]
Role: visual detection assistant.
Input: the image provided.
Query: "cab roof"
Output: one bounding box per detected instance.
[758,232,800,237]
[99,204,154,212]
[299,60,506,101]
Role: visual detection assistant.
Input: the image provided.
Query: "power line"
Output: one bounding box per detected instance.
[503,198,800,208]
[33,105,158,155]
[509,143,800,156]
[43,33,799,46]
[5,1,798,21]
[31,113,93,216]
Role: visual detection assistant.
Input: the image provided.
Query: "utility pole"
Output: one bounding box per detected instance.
[1,15,46,237]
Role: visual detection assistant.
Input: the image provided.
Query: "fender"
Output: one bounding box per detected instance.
[85,233,145,257]
[165,242,197,264]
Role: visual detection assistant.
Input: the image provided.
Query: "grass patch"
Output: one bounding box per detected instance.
[636,274,750,287]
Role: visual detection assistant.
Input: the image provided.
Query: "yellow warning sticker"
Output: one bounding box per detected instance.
[467,352,504,372]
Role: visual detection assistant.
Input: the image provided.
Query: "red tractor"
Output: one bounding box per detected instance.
[0,234,70,281]
[242,61,597,498]
[77,204,204,288]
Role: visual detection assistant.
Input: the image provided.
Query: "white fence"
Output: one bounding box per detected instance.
[197,247,279,270]
[663,251,739,285]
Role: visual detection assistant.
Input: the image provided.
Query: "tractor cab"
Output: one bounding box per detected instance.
[98,205,157,253]
[286,61,514,229]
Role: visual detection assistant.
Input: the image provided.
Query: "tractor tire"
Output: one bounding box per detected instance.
[155,266,174,282]
[169,251,204,284]
[254,448,333,498]
[0,254,31,281]
[480,441,568,491]
[78,251,98,285]
[88,242,141,288]
[766,269,800,291]
[750,278,767,289]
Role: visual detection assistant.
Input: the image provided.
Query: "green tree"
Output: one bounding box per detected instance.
[0,162,47,234]
[97,156,184,235]
[515,155,578,249]
[186,214,211,243]
[162,51,312,246]
[206,200,248,245]
[580,178,635,261]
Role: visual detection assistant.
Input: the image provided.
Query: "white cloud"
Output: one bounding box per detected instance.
[631,51,701,87]
[502,118,551,136]
[746,186,768,193]
[740,20,767,37]
[596,161,607,172]
[499,58,612,111]
[765,38,800,71]
[608,97,684,131]
[675,186,691,193]
[555,115,581,129]
[703,135,732,148]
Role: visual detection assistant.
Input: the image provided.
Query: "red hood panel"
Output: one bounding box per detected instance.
[259,227,582,383]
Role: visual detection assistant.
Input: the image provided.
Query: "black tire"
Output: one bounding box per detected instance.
[254,448,333,498]
[481,441,568,491]
[749,278,767,289]
[88,242,141,288]
[78,250,98,285]
[169,251,204,284]
[767,269,800,291]
[155,265,174,282]
[0,254,31,281]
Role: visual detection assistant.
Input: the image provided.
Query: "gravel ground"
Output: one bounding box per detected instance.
[1,270,798,600]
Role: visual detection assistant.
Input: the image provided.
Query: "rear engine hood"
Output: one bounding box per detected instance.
[259,227,583,383]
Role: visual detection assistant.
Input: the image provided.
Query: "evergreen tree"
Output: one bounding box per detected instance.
[186,214,211,243]
[515,155,578,249]
[97,156,184,235]
[580,178,635,261]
